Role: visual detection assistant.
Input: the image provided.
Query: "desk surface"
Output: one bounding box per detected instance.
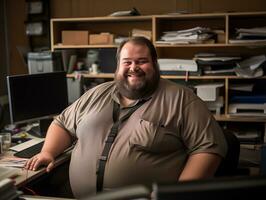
[0,150,71,188]
[21,195,75,200]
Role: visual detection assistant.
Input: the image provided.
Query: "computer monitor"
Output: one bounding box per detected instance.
[153,175,266,200]
[7,71,68,137]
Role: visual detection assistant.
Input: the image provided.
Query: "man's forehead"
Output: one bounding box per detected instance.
[120,42,150,58]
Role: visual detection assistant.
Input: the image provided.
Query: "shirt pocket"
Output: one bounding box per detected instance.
[129,119,182,153]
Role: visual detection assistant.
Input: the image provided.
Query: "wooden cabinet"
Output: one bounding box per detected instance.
[50,12,266,157]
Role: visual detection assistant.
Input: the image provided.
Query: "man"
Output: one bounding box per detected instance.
[25,37,227,198]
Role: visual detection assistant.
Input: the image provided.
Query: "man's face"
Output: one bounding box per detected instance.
[115,42,159,99]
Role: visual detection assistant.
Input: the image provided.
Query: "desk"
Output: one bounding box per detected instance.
[21,195,74,200]
[14,151,71,188]
[0,150,73,197]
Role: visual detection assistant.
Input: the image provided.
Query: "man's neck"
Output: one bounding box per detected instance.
[120,95,137,107]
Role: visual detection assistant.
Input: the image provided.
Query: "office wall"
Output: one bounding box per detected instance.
[50,0,266,18]
[0,0,8,96]
[190,0,266,13]
[6,0,29,76]
[50,0,177,18]
[5,0,266,77]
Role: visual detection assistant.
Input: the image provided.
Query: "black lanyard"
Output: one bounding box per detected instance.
[96,100,146,192]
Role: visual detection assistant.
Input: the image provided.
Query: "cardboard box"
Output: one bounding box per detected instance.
[89,33,114,45]
[132,29,152,40]
[214,30,225,43]
[62,30,89,45]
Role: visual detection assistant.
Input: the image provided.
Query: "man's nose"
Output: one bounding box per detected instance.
[131,61,140,70]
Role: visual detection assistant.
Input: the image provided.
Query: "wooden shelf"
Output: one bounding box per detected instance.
[51,15,153,22]
[51,11,266,50]
[215,115,266,122]
[155,42,266,47]
[56,12,266,127]
[53,44,117,49]
[67,73,114,79]
[67,73,266,80]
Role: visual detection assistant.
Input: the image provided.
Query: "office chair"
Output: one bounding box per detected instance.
[215,129,240,176]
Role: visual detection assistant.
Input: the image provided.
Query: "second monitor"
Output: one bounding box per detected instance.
[7,71,69,137]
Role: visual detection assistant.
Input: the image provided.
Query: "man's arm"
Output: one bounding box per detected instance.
[25,123,73,172]
[41,122,72,156]
[178,153,222,181]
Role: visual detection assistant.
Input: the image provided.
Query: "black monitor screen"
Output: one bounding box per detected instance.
[7,71,68,125]
[154,175,266,200]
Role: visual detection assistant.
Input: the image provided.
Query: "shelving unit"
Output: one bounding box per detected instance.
[50,16,153,51]
[25,0,51,51]
[52,12,266,167]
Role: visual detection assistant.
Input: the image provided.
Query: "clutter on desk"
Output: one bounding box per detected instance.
[0,156,28,168]
[0,132,11,154]
[0,178,21,199]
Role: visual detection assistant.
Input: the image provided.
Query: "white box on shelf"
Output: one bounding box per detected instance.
[195,83,224,101]
[205,96,224,115]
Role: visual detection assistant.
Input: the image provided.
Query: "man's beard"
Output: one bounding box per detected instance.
[115,68,160,100]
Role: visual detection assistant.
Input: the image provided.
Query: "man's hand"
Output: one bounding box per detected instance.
[24,152,55,172]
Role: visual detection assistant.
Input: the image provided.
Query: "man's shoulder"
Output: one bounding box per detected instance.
[85,81,115,93]
[80,81,115,99]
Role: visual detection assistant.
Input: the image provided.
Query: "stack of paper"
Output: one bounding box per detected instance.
[157,27,217,44]
[0,166,21,181]
[194,53,241,75]
[234,55,266,78]
[229,26,266,44]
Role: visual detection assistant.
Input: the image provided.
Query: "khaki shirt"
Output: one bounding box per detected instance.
[53,78,227,198]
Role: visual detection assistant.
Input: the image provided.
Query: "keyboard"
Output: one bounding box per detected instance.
[14,141,44,158]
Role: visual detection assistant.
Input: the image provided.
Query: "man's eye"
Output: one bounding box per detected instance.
[123,61,131,65]
[138,60,148,64]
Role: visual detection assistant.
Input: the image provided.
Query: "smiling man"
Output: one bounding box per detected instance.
[115,39,160,102]
[25,37,227,199]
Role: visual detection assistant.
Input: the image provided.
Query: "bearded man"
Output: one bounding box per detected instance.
[25,37,227,199]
